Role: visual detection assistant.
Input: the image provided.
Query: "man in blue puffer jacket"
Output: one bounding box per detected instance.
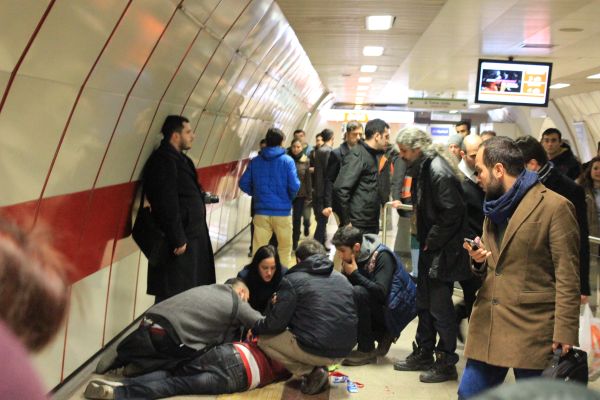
[239,128,300,267]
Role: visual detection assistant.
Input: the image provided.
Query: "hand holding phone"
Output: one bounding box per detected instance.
[464,238,479,251]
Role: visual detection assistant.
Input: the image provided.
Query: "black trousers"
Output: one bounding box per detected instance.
[313,196,329,245]
[456,276,481,322]
[292,197,310,247]
[114,345,247,399]
[415,275,458,361]
[353,285,387,352]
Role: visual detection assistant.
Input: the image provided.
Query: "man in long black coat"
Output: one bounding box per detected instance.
[142,115,215,303]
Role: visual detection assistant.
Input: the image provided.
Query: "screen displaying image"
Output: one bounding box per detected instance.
[475,59,552,107]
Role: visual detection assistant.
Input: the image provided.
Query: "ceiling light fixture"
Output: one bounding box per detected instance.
[549,83,570,89]
[587,73,600,79]
[357,85,370,91]
[358,77,373,83]
[469,104,480,109]
[363,46,384,57]
[365,15,395,31]
[360,65,378,73]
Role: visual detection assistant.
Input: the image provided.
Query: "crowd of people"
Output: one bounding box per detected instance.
[4,113,598,399]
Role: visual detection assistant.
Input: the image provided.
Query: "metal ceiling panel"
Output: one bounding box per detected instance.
[180,0,221,24]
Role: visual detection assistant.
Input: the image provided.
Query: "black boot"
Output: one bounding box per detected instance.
[300,366,329,395]
[376,332,396,357]
[393,342,434,371]
[419,351,458,383]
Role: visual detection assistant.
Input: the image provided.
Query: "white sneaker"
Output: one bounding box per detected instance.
[83,381,116,399]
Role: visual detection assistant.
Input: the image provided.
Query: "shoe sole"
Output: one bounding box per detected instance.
[419,373,458,383]
[393,362,434,371]
[342,357,377,366]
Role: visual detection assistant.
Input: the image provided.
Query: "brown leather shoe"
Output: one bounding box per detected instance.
[300,367,329,395]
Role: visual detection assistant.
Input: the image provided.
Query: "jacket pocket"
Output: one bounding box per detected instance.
[518,291,555,304]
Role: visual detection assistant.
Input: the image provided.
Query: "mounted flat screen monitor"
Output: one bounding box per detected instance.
[475,59,553,107]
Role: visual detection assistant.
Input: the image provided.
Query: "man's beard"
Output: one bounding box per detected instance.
[485,175,505,201]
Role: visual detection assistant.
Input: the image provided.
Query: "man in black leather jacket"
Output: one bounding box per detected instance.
[251,239,357,395]
[393,127,470,383]
[334,118,390,234]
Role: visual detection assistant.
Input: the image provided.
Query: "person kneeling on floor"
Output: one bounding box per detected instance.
[250,239,358,395]
[84,339,291,399]
[95,279,261,377]
[333,226,397,366]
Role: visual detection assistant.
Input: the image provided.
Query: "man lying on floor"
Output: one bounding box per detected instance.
[84,340,291,399]
[96,279,261,377]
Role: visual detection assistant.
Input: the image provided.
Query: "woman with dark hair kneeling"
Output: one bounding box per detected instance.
[237,245,287,313]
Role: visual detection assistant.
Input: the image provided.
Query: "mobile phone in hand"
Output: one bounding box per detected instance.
[464,238,479,251]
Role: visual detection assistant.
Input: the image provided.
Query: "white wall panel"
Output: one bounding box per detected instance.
[0,77,77,206]
[63,266,110,377]
[205,55,246,112]
[96,97,158,188]
[198,115,228,167]
[86,1,176,94]
[212,115,242,164]
[181,0,221,24]
[188,111,217,164]
[130,12,200,100]
[204,0,251,40]
[0,1,48,73]
[30,319,66,391]
[19,1,127,86]
[104,252,140,342]
[45,88,125,197]
[134,254,154,319]
[185,44,235,109]
[223,0,273,51]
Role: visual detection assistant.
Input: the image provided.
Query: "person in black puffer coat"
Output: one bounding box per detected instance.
[252,239,357,395]
[237,245,288,314]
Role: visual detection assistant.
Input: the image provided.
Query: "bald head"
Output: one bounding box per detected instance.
[461,134,483,170]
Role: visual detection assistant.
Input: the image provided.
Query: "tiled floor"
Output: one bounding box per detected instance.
[64,218,600,399]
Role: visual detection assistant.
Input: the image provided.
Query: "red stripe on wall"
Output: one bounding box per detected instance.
[0,160,247,283]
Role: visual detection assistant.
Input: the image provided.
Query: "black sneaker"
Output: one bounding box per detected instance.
[300,367,329,395]
[419,352,458,383]
[393,342,434,371]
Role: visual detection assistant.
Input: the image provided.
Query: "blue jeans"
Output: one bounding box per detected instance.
[458,359,542,399]
[114,345,247,399]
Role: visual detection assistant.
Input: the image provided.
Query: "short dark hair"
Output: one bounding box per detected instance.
[224,277,244,285]
[259,138,267,146]
[315,133,323,139]
[481,136,525,177]
[542,127,562,141]
[265,128,284,147]
[291,138,302,146]
[320,129,333,142]
[480,130,496,138]
[514,135,548,166]
[295,239,326,261]
[331,225,363,248]
[346,121,362,133]
[456,120,471,130]
[293,129,305,137]
[161,115,189,140]
[365,119,387,140]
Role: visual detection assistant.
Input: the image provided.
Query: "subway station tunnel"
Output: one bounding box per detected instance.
[3,0,600,399]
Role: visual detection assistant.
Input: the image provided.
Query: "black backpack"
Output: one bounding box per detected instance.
[542,348,588,385]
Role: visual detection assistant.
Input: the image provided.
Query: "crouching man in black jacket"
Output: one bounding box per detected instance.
[251,239,357,395]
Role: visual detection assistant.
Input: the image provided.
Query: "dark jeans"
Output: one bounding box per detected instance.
[415,275,457,359]
[114,345,247,399]
[353,285,387,352]
[313,196,329,245]
[456,276,481,322]
[457,358,542,399]
[292,197,311,248]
